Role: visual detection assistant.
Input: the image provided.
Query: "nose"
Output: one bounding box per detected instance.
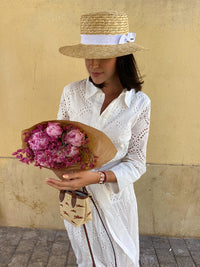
[89,59,100,68]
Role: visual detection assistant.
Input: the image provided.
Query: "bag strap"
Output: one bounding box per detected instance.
[83,224,96,267]
[82,191,117,267]
[82,186,91,195]
[90,196,117,267]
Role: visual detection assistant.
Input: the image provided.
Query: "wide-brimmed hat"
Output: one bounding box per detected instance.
[59,11,145,59]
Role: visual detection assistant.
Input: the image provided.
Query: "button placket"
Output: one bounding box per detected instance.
[100,97,119,119]
[89,92,105,129]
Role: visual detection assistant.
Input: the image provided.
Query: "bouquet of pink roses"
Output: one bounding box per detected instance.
[13,120,117,227]
[13,120,117,171]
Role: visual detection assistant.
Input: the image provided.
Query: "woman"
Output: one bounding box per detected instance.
[46,11,151,267]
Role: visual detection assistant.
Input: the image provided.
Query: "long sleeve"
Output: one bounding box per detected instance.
[109,99,151,192]
[57,89,70,120]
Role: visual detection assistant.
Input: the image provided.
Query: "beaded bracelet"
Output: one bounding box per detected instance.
[97,171,107,184]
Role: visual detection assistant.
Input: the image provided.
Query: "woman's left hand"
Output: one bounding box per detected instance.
[45,170,99,191]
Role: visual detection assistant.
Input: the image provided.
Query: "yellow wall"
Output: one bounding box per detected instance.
[1,0,200,237]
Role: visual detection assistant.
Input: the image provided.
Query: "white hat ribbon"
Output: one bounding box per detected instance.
[119,32,136,44]
[81,32,136,45]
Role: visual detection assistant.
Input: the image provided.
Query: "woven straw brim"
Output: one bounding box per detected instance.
[59,42,146,59]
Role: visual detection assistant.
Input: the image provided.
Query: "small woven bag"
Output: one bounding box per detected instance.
[59,187,92,227]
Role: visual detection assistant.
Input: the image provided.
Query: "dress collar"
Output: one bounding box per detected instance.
[124,89,135,108]
[85,78,100,99]
[85,78,135,108]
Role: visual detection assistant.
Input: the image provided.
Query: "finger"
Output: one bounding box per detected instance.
[46,178,71,186]
[46,177,82,191]
[46,182,66,190]
[46,179,71,190]
[63,171,83,180]
[52,170,75,180]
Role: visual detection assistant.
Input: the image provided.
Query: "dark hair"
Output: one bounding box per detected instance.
[89,54,144,92]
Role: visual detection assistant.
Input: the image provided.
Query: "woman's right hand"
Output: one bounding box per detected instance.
[52,169,74,180]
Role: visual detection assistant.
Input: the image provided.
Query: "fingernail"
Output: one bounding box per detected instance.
[63,175,68,178]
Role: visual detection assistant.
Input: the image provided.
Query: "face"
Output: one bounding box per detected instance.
[85,58,118,85]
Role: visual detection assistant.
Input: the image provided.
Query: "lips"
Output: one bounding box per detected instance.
[91,72,102,77]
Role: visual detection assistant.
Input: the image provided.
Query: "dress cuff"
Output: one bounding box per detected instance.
[109,162,146,192]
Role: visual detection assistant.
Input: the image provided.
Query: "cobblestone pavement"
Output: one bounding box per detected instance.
[0,226,199,267]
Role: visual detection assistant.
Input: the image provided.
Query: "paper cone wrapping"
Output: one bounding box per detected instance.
[21,120,117,172]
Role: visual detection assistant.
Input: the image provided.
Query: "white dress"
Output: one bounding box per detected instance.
[57,78,151,267]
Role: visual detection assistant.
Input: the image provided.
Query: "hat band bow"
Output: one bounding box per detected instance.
[81,32,136,45]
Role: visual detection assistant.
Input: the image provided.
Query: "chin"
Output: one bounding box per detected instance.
[89,76,105,87]
[91,76,103,84]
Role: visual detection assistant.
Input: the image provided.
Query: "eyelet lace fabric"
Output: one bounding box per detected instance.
[57,78,151,267]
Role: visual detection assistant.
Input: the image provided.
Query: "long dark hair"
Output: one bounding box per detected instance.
[89,54,144,92]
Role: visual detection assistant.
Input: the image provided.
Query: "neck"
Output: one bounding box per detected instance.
[102,77,124,97]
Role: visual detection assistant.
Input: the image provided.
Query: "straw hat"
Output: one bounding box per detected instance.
[59,11,145,59]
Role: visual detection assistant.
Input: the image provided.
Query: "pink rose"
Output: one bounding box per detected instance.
[46,122,63,138]
[64,145,79,157]
[50,147,66,163]
[64,129,85,147]
[34,151,51,168]
[50,146,79,163]
[28,132,49,151]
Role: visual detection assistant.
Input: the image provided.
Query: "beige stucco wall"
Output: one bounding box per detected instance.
[1,0,200,237]
[1,159,200,237]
